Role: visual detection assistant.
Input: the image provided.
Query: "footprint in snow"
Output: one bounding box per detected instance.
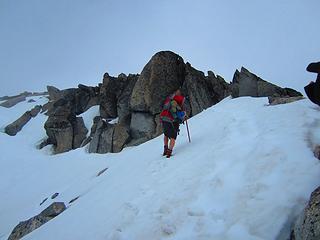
[120,202,140,227]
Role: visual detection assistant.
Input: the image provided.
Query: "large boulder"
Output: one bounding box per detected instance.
[44,115,74,153]
[8,202,66,240]
[130,51,185,114]
[231,67,302,98]
[44,103,88,153]
[5,105,42,136]
[291,186,320,240]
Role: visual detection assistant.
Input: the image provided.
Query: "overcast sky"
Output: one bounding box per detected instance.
[0,0,319,96]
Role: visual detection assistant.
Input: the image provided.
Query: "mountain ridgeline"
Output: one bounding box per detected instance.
[2,51,302,154]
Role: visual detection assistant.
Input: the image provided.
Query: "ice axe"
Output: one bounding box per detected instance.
[185,117,191,143]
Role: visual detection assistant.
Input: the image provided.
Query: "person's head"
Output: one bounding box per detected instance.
[175,88,182,96]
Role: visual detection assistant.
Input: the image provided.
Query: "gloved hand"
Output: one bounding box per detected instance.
[177,111,186,123]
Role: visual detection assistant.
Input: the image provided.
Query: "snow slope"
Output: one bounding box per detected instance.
[0,96,320,240]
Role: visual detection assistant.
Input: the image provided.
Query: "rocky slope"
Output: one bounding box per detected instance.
[2,51,297,155]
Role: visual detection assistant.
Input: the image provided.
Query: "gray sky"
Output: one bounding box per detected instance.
[0,0,319,96]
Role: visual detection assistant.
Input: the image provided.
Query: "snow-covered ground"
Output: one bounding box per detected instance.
[0,96,320,240]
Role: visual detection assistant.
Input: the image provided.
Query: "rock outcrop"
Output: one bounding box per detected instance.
[130,51,185,114]
[39,51,303,154]
[87,52,227,151]
[0,91,47,108]
[232,67,302,98]
[291,186,320,240]
[5,105,42,136]
[44,106,88,153]
[42,84,100,153]
[127,51,230,145]
[268,96,304,105]
[8,202,66,240]
[88,118,130,154]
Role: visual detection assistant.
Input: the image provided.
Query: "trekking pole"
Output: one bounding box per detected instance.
[185,118,191,143]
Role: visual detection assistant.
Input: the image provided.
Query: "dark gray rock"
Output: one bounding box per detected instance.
[72,117,88,149]
[8,202,66,240]
[0,91,48,102]
[182,63,215,116]
[291,187,320,240]
[268,96,304,105]
[130,51,185,114]
[44,114,88,154]
[44,115,74,153]
[30,105,42,117]
[47,86,62,101]
[39,198,48,206]
[88,119,114,154]
[112,124,130,153]
[28,99,36,103]
[0,95,26,108]
[130,112,156,139]
[99,73,127,119]
[51,193,59,199]
[5,105,42,136]
[206,71,231,104]
[40,202,65,218]
[232,67,302,98]
[5,112,32,136]
[88,119,105,153]
[47,84,100,115]
[117,74,139,124]
[97,123,114,153]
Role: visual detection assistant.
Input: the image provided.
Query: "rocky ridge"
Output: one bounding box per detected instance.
[2,51,302,154]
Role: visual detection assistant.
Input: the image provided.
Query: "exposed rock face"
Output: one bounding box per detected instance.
[8,202,66,240]
[232,67,302,98]
[0,91,47,107]
[130,51,185,114]
[88,119,129,154]
[0,95,26,108]
[88,119,114,153]
[268,96,304,105]
[44,103,88,153]
[99,73,139,123]
[112,124,130,153]
[130,112,156,139]
[182,63,217,116]
[46,84,100,115]
[42,84,99,153]
[39,51,303,155]
[206,71,231,104]
[5,105,42,136]
[72,117,89,149]
[117,74,139,124]
[291,187,320,240]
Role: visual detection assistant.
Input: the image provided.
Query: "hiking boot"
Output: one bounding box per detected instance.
[166,149,172,158]
[163,145,168,156]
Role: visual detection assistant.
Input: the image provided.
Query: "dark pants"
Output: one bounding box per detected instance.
[162,121,180,139]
